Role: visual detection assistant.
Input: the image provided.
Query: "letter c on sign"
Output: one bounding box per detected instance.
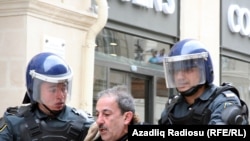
[239,8,250,36]
[162,0,175,14]
[228,4,250,36]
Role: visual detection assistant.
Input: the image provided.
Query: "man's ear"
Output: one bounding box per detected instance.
[124,111,133,124]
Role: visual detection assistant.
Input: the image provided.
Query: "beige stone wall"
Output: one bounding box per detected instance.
[0,14,28,115]
[0,0,98,115]
[180,0,220,85]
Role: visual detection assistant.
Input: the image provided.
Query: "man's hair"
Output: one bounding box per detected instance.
[97,85,135,114]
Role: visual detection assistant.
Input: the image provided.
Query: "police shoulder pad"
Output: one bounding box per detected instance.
[222,90,237,98]
[6,106,18,115]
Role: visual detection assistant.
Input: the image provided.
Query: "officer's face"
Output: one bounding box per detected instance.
[174,67,201,92]
[95,96,133,141]
[39,82,67,111]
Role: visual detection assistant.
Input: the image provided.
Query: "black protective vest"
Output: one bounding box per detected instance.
[167,103,212,125]
[12,106,89,141]
[158,83,249,125]
[159,96,212,125]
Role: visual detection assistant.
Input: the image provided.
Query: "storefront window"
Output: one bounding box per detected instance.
[221,56,250,106]
[93,65,107,116]
[110,70,128,87]
[156,77,168,97]
[94,28,173,123]
[95,28,170,69]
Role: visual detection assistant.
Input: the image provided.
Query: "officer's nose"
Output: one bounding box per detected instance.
[174,70,186,79]
[55,87,66,99]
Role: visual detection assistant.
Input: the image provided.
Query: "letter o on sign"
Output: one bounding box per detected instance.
[228,4,250,36]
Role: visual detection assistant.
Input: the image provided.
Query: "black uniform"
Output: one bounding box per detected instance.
[0,104,94,141]
[158,84,248,125]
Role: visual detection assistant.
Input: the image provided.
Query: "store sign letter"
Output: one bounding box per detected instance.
[228,4,250,37]
[122,0,175,14]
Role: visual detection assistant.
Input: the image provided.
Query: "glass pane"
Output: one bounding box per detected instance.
[131,77,146,98]
[156,77,168,97]
[110,70,127,87]
[221,56,250,106]
[131,77,146,122]
[93,65,107,116]
[93,65,107,98]
[95,28,171,70]
[154,77,168,124]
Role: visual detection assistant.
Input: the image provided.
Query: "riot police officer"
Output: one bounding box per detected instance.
[0,52,94,140]
[158,39,249,125]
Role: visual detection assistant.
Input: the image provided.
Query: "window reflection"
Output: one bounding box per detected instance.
[131,77,146,98]
[93,65,107,99]
[156,78,168,97]
[134,39,144,61]
[221,56,250,113]
[93,65,107,116]
[95,28,170,66]
[110,70,127,87]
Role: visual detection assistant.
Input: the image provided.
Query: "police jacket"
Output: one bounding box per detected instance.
[0,104,94,141]
[158,84,244,125]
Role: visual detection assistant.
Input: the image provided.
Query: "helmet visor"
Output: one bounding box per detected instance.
[30,70,73,103]
[163,52,207,88]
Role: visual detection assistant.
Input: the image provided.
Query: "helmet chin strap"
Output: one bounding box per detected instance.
[42,104,63,117]
[178,84,203,97]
